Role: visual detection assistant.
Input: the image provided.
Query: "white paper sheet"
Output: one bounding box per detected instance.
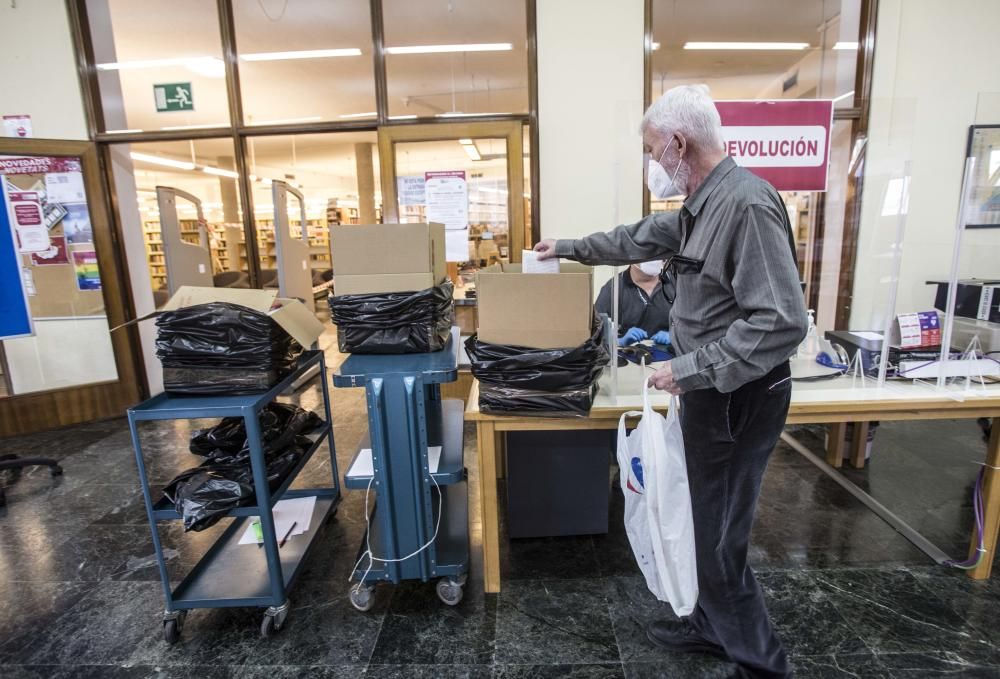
[522,249,559,273]
[347,446,442,479]
[238,495,317,545]
[45,172,87,203]
[446,228,469,262]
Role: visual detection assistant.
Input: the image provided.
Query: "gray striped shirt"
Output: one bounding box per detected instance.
[554,156,808,393]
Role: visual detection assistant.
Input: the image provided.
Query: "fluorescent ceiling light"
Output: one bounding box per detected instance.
[388,114,418,120]
[832,90,855,104]
[240,48,362,61]
[248,116,322,126]
[833,41,859,50]
[105,129,143,134]
[97,56,225,77]
[683,42,810,50]
[437,112,507,118]
[458,138,474,145]
[129,152,196,171]
[339,112,377,119]
[652,42,661,50]
[385,43,512,55]
[202,166,239,179]
[161,123,229,131]
[463,144,482,162]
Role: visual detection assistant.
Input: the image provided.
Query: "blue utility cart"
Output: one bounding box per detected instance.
[126,350,340,642]
[333,334,469,610]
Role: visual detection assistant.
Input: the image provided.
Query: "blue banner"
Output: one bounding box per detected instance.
[0,186,33,339]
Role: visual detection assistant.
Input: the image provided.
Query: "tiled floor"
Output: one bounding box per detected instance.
[2,357,1000,677]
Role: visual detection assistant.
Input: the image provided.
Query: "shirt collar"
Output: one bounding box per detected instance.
[682,155,737,218]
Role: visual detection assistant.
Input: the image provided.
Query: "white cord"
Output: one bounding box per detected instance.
[349,471,443,595]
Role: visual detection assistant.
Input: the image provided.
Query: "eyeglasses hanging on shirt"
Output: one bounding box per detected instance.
[659,255,703,305]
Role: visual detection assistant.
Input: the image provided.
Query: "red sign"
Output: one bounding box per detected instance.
[715,100,834,192]
[31,236,69,266]
[0,156,82,175]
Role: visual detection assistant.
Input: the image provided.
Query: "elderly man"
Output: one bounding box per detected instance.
[535,84,807,679]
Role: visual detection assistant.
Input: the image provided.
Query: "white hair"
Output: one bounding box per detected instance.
[641,84,724,153]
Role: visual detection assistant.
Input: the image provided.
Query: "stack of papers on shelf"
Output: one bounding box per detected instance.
[238,495,317,546]
[347,446,442,479]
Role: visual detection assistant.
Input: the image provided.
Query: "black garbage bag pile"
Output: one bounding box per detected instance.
[465,318,610,417]
[155,302,303,394]
[328,280,454,354]
[162,403,324,531]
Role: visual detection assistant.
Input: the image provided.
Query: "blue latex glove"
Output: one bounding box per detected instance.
[651,330,671,345]
[619,327,648,346]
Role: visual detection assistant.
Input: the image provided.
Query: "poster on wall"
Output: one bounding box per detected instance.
[716,100,834,192]
[71,248,101,291]
[30,235,69,266]
[425,170,469,231]
[63,203,93,244]
[397,175,427,207]
[45,171,87,204]
[6,190,50,253]
[2,115,32,138]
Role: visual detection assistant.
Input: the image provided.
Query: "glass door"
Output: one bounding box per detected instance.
[0,140,141,435]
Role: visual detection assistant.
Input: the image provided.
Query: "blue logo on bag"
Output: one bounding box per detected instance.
[627,456,644,494]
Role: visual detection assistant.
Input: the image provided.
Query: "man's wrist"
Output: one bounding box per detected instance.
[671,352,709,392]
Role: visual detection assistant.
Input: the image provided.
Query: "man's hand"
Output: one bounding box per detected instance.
[648,361,682,395]
[534,239,557,260]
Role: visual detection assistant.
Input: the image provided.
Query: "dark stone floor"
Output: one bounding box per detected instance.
[2,368,1000,677]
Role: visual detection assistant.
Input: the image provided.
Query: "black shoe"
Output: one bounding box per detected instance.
[646,619,729,661]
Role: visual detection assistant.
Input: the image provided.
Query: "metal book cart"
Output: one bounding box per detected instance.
[126,350,341,642]
[333,333,469,611]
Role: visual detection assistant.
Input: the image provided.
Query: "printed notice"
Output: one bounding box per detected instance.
[72,248,101,291]
[425,170,469,231]
[7,190,50,253]
[45,172,87,203]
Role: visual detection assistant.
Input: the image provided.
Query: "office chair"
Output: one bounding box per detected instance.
[0,455,62,507]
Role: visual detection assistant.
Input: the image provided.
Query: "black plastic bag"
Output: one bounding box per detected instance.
[329,280,454,354]
[163,436,309,531]
[465,319,609,391]
[478,382,599,418]
[156,302,303,393]
[189,402,323,459]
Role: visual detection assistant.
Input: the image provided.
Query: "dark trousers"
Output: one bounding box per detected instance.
[678,362,792,679]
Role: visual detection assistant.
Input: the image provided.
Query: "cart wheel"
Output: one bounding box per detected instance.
[51,465,63,477]
[349,584,376,612]
[162,611,185,645]
[436,578,464,606]
[260,602,289,638]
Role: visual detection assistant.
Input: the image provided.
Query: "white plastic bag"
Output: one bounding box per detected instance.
[616,377,698,616]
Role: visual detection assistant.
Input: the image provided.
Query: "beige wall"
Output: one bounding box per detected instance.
[850,0,1000,330]
[0,0,88,140]
[537,0,646,290]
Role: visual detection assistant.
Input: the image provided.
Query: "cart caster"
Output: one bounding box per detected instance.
[51,465,63,477]
[349,584,376,612]
[162,610,186,645]
[260,602,290,638]
[436,577,465,606]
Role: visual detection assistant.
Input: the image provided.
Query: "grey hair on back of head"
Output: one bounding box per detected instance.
[640,84,724,153]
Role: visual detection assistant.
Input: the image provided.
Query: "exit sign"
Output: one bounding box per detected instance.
[154,83,194,112]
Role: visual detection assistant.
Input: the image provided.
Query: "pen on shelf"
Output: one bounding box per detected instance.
[279,521,297,549]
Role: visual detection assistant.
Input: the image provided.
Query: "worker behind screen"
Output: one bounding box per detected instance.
[594,261,674,347]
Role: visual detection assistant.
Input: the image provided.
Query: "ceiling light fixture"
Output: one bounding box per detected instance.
[339,112,378,119]
[161,123,229,131]
[463,144,482,162]
[388,114,418,120]
[247,116,323,126]
[105,129,144,134]
[385,43,513,55]
[683,42,810,50]
[832,90,855,104]
[129,152,196,171]
[833,41,859,50]
[97,56,222,70]
[458,138,474,145]
[652,42,661,50]
[240,48,362,61]
[437,112,508,118]
[202,166,239,179]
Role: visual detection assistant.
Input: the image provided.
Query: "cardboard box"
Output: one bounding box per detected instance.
[476,262,593,349]
[126,285,326,349]
[331,223,446,296]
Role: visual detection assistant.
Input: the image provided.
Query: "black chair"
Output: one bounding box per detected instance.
[0,455,62,507]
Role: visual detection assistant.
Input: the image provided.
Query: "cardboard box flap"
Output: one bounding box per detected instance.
[161,286,278,313]
[270,298,326,347]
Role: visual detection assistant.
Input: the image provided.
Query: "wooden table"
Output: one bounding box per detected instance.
[465,367,1000,593]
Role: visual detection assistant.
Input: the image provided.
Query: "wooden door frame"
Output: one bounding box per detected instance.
[377,121,527,262]
[0,138,142,436]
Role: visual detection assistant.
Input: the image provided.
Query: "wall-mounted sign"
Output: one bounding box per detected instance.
[397,175,427,207]
[7,190,49,253]
[154,82,194,112]
[716,100,834,192]
[2,114,32,138]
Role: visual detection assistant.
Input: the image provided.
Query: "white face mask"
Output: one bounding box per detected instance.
[646,139,685,199]
[638,260,664,277]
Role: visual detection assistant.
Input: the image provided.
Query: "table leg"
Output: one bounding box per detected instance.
[970,416,1000,580]
[496,432,507,480]
[849,421,870,469]
[826,422,847,468]
[476,422,502,593]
